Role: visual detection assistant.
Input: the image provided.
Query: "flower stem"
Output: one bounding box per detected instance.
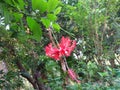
[63,56,69,70]
[47,28,57,48]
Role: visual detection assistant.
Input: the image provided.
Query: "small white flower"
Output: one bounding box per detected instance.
[0,16,5,26]
[5,24,10,30]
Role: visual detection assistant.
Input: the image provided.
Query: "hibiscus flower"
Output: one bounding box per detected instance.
[45,43,61,60]
[59,36,76,57]
[45,36,76,60]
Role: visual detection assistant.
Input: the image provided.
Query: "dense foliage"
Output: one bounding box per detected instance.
[0,0,120,90]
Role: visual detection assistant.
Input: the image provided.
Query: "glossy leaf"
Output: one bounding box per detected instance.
[53,23,61,32]
[41,18,51,28]
[47,0,59,12]
[54,7,62,15]
[32,0,47,13]
[47,14,57,21]
[27,17,42,41]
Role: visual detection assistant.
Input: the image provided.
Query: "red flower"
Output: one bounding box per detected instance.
[45,43,61,60]
[59,36,76,57]
[45,36,76,60]
[68,69,80,83]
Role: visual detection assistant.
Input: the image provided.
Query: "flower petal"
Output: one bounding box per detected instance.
[59,36,76,57]
[68,69,80,83]
[45,36,76,60]
[45,43,60,60]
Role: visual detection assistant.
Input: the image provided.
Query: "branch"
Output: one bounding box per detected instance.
[16,60,38,89]
[47,27,57,48]
[33,63,51,90]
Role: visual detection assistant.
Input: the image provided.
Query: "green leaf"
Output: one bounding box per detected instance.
[54,7,62,15]
[4,0,13,5]
[47,0,59,12]
[17,0,25,10]
[47,14,57,21]
[53,23,61,32]
[32,0,47,13]
[13,13,23,22]
[41,18,51,28]
[98,72,108,77]
[3,8,10,25]
[27,17,42,41]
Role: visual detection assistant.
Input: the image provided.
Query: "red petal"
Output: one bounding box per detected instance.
[59,36,76,57]
[45,43,60,60]
[68,69,80,83]
[45,36,76,60]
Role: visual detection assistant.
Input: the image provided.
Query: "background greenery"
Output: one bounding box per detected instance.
[0,0,120,90]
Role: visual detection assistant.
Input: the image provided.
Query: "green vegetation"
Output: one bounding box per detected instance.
[0,0,120,90]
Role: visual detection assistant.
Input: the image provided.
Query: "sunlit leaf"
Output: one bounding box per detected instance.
[53,23,61,32]
[47,14,57,21]
[41,18,51,28]
[27,17,42,41]
[32,0,47,13]
[47,0,59,12]
[54,7,62,15]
